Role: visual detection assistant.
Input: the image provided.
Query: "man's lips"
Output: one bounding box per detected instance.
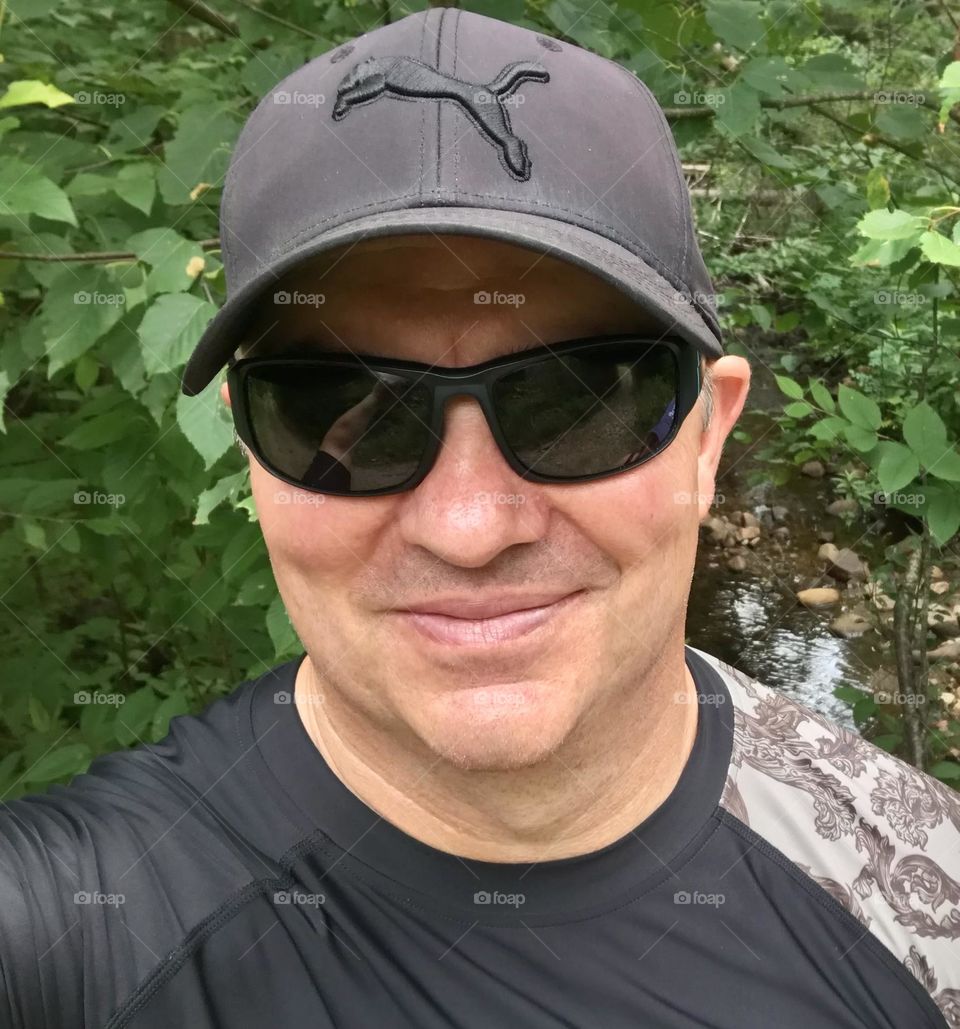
[391,590,585,646]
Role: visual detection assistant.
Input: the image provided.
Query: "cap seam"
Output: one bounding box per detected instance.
[609,61,690,281]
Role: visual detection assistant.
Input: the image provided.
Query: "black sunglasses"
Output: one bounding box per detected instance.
[227,334,702,497]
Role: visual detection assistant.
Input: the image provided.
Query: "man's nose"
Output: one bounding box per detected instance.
[395,396,550,567]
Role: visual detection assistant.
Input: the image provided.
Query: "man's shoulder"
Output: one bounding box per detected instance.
[690,646,960,1026]
[0,661,308,1028]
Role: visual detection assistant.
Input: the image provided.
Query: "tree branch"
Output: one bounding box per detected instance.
[167,0,239,37]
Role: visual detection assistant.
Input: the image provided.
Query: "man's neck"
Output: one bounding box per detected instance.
[294,653,699,864]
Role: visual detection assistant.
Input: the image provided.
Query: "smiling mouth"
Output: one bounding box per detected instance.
[392,590,585,647]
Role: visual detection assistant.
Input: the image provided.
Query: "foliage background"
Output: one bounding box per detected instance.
[1,0,959,796]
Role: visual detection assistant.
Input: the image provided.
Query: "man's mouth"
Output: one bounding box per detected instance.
[392,590,586,646]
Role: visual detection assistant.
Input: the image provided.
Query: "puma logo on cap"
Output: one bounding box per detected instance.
[332,56,549,181]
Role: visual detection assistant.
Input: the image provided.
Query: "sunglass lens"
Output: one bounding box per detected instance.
[492,342,679,478]
[244,365,433,493]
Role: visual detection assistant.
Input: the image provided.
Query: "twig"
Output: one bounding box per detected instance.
[0,240,221,262]
[166,0,239,37]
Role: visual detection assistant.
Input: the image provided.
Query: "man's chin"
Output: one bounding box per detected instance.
[410,683,576,772]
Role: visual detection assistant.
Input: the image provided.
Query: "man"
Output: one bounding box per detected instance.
[1,8,958,1029]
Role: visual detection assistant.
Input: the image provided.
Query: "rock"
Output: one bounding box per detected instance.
[818,542,840,563]
[931,565,944,580]
[928,639,960,663]
[802,460,825,479]
[931,580,950,595]
[826,548,868,583]
[741,511,760,529]
[826,498,859,516]
[773,526,790,540]
[817,530,835,543]
[797,587,841,608]
[702,516,731,546]
[738,526,762,543]
[771,506,789,524]
[829,611,873,638]
[727,555,747,572]
[929,606,960,639]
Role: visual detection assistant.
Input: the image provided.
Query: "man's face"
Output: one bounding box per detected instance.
[223,233,748,772]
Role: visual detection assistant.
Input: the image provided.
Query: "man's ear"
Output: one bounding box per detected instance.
[696,356,751,522]
[220,380,232,409]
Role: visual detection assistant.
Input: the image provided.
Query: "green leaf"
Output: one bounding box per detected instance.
[0,162,77,226]
[114,162,156,216]
[919,230,960,267]
[775,374,804,400]
[61,408,137,449]
[864,168,890,210]
[714,82,762,139]
[875,104,928,142]
[927,760,960,781]
[870,733,901,753]
[928,450,960,482]
[903,401,949,467]
[705,0,766,49]
[843,423,879,452]
[194,470,248,525]
[138,293,217,375]
[23,743,91,783]
[837,385,881,430]
[115,687,159,746]
[267,593,301,658]
[151,692,190,741]
[0,79,75,110]
[784,401,813,418]
[175,389,234,469]
[927,486,960,545]
[833,684,868,703]
[128,229,206,294]
[856,208,926,241]
[809,416,847,442]
[877,442,919,494]
[808,379,835,413]
[157,102,241,205]
[39,266,126,376]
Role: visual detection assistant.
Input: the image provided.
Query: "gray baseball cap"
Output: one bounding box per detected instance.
[180,7,723,396]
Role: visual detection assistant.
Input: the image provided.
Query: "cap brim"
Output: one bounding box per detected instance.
[181,206,723,396]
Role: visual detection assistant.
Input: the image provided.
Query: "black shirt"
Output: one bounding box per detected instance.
[1,646,957,1028]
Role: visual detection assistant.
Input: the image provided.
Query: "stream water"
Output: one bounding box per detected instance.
[686,346,887,727]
